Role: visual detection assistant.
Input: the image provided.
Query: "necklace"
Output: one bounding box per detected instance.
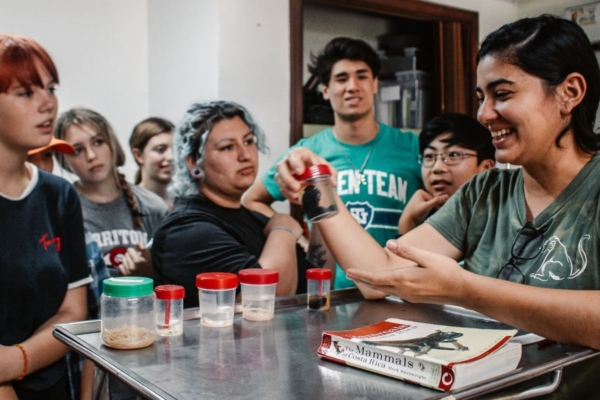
[332,126,378,191]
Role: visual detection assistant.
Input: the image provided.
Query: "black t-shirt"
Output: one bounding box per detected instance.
[152,196,312,307]
[0,168,89,391]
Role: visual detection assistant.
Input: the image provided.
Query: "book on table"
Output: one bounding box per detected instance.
[317,318,522,392]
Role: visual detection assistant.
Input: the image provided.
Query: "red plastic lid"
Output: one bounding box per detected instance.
[293,164,332,181]
[238,269,279,285]
[196,272,238,290]
[306,268,332,280]
[154,284,185,300]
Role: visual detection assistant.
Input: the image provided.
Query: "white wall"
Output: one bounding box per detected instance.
[218,0,290,182]
[425,0,519,41]
[146,0,289,207]
[517,0,588,18]
[4,0,571,191]
[148,0,220,124]
[0,0,149,180]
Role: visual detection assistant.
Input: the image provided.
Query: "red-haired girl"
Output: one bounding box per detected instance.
[0,34,89,400]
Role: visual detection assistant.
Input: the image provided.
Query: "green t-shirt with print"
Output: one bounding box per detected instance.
[262,123,423,289]
[427,153,600,289]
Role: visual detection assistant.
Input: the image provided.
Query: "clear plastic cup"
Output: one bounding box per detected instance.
[154,285,185,336]
[306,268,331,311]
[196,272,238,327]
[238,269,278,322]
[101,277,156,349]
[293,164,338,222]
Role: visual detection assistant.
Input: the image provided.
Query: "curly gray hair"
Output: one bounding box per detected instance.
[169,101,269,198]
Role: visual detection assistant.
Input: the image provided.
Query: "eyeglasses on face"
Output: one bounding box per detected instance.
[418,151,478,168]
[496,222,545,284]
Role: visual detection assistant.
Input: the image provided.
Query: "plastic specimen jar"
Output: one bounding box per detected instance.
[154,285,185,336]
[306,268,331,311]
[196,272,238,327]
[101,277,156,349]
[293,164,338,222]
[238,269,278,322]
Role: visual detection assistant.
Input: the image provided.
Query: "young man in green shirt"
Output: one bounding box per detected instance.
[243,37,423,289]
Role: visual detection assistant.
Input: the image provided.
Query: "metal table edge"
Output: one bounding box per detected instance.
[53,326,174,400]
[53,289,599,400]
[447,348,600,399]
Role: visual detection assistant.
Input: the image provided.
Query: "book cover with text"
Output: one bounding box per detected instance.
[318,318,521,391]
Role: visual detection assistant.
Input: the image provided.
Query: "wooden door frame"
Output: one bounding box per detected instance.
[289,0,479,146]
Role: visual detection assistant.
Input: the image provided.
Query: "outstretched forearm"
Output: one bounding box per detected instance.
[317,195,460,274]
[458,274,600,349]
[316,195,400,273]
[350,241,600,350]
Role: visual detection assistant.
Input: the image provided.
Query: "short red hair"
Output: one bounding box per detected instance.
[0,34,59,94]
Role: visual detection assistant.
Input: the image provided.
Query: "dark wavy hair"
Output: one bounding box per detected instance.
[419,113,495,164]
[478,14,600,153]
[308,37,381,86]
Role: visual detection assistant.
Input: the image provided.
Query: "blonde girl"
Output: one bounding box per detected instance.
[55,108,167,277]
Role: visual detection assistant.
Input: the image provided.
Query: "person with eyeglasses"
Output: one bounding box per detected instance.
[274,15,600,397]
[398,114,495,235]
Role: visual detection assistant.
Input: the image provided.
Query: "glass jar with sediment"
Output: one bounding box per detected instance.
[306,268,331,311]
[238,269,278,322]
[101,277,156,349]
[154,285,185,336]
[293,164,338,222]
[196,272,238,327]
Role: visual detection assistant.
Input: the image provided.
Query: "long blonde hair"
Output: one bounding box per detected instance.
[54,108,143,228]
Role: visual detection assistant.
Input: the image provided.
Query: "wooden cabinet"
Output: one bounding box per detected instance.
[290,0,479,146]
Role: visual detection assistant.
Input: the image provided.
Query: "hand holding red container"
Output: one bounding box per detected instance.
[293,164,338,222]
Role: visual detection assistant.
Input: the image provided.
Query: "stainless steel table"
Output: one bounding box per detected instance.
[54,289,599,400]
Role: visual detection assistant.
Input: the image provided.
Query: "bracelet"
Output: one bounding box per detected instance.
[270,226,300,241]
[14,344,28,381]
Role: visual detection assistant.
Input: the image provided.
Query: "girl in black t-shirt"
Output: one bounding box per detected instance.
[0,34,88,400]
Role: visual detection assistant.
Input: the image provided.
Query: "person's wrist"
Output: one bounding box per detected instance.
[398,219,414,235]
[453,269,480,309]
[12,344,28,381]
[269,226,301,241]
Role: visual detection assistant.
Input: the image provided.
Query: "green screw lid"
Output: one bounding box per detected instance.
[102,277,154,298]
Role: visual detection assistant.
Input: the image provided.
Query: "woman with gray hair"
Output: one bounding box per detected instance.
[152,101,309,307]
